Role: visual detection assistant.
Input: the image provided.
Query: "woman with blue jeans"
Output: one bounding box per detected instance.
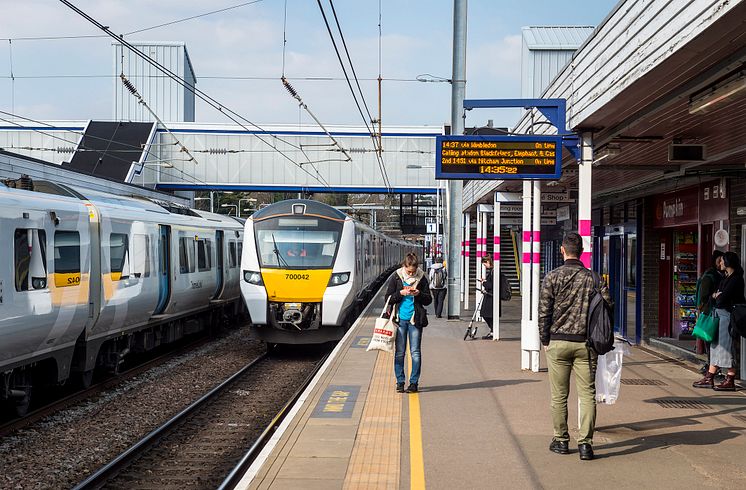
[693,251,745,391]
[386,253,432,393]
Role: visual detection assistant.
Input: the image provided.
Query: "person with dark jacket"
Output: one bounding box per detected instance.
[693,251,745,391]
[480,255,509,339]
[696,251,724,372]
[385,252,433,393]
[480,256,495,339]
[539,232,612,461]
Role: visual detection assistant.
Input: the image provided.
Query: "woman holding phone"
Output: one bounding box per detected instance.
[385,253,433,393]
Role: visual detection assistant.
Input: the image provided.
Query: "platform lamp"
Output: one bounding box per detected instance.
[238,198,257,218]
[221,204,238,216]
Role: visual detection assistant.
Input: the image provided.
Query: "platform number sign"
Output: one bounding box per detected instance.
[435,134,562,180]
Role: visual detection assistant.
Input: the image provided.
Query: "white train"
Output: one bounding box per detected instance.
[240,199,420,346]
[0,177,244,416]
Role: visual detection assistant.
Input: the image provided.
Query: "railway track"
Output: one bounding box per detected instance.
[0,335,214,438]
[73,349,326,489]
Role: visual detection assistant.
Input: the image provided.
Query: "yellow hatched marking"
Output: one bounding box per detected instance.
[343,351,402,489]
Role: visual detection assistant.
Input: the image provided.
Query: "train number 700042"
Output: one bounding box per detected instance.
[285,273,310,280]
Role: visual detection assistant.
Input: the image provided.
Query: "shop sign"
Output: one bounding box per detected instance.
[653,186,698,228]
[501,217,557,226]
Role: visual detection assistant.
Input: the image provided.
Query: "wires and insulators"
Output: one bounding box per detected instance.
[120,73,139,97]
[281,76,300,100]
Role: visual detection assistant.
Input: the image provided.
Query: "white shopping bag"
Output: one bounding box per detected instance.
[367,297,396,353]
[595,339,630,404]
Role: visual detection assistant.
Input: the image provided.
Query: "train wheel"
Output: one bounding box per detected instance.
[75,370,94,389]
[12,387,32,418]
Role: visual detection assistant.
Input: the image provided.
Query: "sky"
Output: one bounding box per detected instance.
[0,0,618,130]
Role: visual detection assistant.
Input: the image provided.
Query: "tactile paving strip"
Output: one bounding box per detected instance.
[655,399,712,410]
[343,351,402,489]
[621,378,668,386]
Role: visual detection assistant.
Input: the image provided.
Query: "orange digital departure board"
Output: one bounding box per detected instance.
[435,135,562,180]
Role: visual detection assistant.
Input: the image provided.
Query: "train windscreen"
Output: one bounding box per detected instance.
[254,216,343,269]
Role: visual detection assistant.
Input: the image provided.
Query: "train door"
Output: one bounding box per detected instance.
[213,230,225,299]
[154,225,171,314]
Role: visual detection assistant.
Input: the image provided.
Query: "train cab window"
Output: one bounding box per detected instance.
[54,231,81,287]
[14,229,47,291]
[110,233,129,281]
[229,241,237,268]
[179,237,195,273]
[133,234,150,278]
[254,216,342,269]
[197,239,212,271]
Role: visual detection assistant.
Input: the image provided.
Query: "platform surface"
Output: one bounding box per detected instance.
[238,291,746,489]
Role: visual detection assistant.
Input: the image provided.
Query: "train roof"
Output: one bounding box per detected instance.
[251,199,348,221]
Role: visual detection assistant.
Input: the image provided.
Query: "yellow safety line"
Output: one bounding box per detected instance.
[407,350,426,489]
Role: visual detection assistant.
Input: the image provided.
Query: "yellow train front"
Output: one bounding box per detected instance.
[239,199,416,345]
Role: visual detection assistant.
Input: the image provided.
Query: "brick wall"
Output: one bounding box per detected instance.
[641,197,661,339]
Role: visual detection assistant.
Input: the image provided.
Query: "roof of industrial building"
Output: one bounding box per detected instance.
[521,26,595,50]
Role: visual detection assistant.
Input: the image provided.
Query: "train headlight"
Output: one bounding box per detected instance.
[243,270,263,285]
[328,272,350,286]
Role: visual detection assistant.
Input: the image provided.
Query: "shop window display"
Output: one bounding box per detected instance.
[674,231,697,339]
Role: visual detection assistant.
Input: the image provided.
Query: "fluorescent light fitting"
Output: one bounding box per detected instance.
[689,74,746,114]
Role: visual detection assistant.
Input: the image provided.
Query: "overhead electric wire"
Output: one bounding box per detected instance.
[57,0,330,189]
[320,0,390,189]
[119,73,199,165]
[315,0,391,190]
[0,74,444,83]
[1,1,264,41]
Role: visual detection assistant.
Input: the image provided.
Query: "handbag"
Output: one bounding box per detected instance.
[367,297,396,353]
[693,311,719,342]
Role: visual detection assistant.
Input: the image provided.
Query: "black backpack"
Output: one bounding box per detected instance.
[499,272,512,301]
[731,304,746,338]
[586,272,615,355]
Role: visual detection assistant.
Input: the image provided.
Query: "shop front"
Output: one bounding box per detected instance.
[593,200,642,344]
[652,181,729,349]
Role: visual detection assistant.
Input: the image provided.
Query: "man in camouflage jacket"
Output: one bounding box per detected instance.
[539,232,612,461]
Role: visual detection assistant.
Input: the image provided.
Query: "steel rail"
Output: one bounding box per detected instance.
[217,352,330,490]
[72,352,269,490]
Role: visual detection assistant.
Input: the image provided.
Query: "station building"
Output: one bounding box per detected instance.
[461,0,746,373]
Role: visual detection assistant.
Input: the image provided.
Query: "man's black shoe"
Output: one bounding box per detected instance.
[578,443,594,460]
[406,383,418,393]
[549,439,569,455]
[481,333,493,340]
[396,382,405,393]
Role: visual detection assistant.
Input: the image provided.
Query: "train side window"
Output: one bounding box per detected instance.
[133,234,150,278]
[110,233,129,280]
[237,242,243,264]
[205,239,212,270]
[229,241,237,268]
[14,228,47,291]
[179,237,195,273]
[54,231,81,287]
[197,239,211,272]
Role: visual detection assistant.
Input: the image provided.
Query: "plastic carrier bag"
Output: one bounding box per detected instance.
[595,339,630,404]
[367,297,396,354]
